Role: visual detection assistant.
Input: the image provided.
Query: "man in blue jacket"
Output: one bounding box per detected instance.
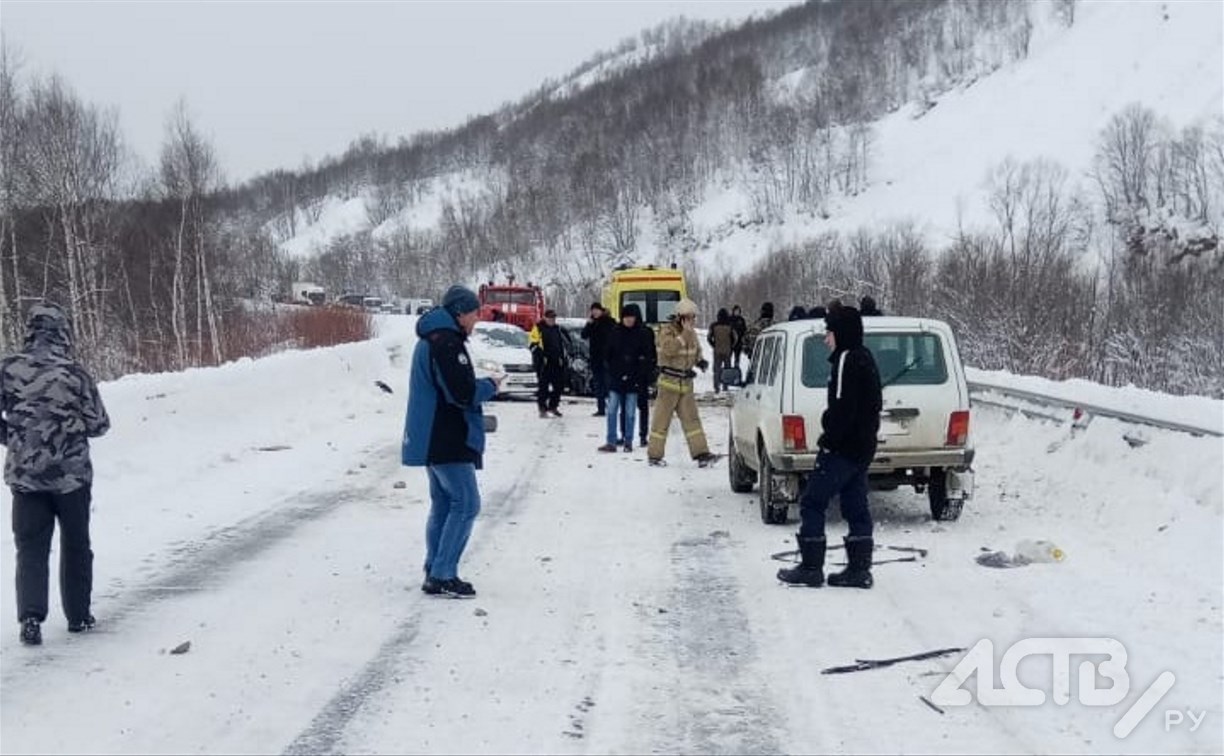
[403,285,502,598]
[777,305,882,590]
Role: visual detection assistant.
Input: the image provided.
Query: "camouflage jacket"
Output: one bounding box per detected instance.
[740,317,773,358]
[0,303,110,493]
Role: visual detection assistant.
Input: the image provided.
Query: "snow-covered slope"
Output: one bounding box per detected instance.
[678,0,1224,276]
[273,1,1222,281]
[817,0,1222,236]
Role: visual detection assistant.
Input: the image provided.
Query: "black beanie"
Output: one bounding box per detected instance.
[825,306,864,350]
[760,302,775,319]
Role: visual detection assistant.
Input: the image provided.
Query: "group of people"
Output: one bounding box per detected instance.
[579,300,718,467]
[579,302,650,451]
[0,286,886,638]
[401,288,723,598]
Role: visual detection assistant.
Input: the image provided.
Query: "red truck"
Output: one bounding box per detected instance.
[478,277,545,332]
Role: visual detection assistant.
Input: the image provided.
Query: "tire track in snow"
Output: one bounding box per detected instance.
[0,444,402,680]
[647,530,784,754]
[281,411,553,755]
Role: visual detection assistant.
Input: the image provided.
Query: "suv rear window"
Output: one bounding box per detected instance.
[801,332,948,388]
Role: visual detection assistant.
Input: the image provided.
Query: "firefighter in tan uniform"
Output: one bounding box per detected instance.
[647,299,720,467]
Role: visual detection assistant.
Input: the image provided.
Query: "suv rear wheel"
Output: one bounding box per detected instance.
[758,445,789,525]
[728,429,756,493]
[928,467,963,521]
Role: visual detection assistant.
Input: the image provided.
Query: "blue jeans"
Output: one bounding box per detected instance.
[607,390,637,445]
[798,451,872,539]
[424,464,482,580]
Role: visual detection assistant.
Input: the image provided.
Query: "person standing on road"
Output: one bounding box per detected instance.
[403,285,503,599]
[729,305,748,369]
[777,305,882,590]
[623,324,656,449]
[530,309,567,418]
[740,302,774,362]
[581,302,615,417]
[598,304,652,453]
[646,299,718,467]
[1,302,110,646]
[707,308,737,393]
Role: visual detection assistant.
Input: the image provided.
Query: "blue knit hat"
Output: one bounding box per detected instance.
[442,285,480,316]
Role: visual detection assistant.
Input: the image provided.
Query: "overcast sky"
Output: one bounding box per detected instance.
[2,0,795,184]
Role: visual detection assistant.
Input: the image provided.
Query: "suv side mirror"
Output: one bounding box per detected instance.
[721,366,744,389]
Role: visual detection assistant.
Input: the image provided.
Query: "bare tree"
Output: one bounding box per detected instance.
[160,98,221,366]
[18,74,123,362]
[0,37,22,351]
[1093,104,1160,223]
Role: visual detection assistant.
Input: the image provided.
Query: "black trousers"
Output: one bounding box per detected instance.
[11,487,93,624]
[536,362,565,410]
[622,391,650,443]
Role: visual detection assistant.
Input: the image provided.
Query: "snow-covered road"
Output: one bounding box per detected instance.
[1,322,1220,754]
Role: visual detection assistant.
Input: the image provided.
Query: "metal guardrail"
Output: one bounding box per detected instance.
[967,381,1223,438]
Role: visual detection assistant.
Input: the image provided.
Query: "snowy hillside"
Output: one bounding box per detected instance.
[273,0,1224,284]
[1,320,1220,754]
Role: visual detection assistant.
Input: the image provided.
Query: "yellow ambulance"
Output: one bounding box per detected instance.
[601,265,688,327]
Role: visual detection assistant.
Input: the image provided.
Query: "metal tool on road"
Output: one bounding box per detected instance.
[821,647,966,675]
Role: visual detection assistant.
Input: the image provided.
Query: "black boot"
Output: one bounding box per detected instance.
[777,535,825,587]
[67,615,96,633]
[20,618,41,646]
[828,536,874,589]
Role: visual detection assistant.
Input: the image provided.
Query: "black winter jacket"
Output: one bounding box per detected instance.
[581,314,615,368]
[605,322,655,394]
[819,307,882,465]
[531,322,568,369]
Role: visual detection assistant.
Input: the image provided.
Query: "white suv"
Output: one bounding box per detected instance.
[725,317,974,524]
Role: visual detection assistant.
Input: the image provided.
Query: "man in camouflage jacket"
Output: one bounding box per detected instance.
[1,302,110,645]
[740,301,775,360]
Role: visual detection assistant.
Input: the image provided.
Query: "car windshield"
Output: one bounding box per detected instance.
[620,290,681,324]
[562,326,587,356]
[483,290,537,305]
[801,332,949,388]
[476,326,529,349]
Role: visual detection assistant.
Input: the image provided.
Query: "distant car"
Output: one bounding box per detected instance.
[469,321,537,399]
[362,296,385,313]
[556,318,594,396]
[337,293,366,308]
[404,297,435,315]
[724,317,974,525]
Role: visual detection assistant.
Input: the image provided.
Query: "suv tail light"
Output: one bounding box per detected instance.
[782,415,808,452]
[946,410,970,446]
